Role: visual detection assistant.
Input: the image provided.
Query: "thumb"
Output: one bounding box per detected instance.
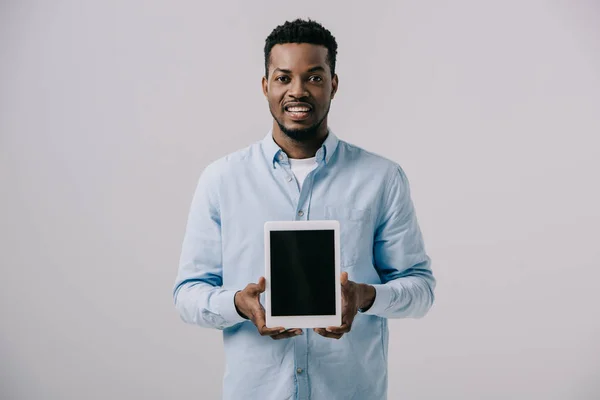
[257,276,266,293]
[340,271,349,286]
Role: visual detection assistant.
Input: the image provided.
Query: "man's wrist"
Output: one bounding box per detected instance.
[357,284,376,312]
[234,290,249,319]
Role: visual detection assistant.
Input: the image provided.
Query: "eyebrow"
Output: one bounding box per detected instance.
[273,66,326,74]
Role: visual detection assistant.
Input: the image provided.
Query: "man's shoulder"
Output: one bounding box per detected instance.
[200,139,264,177]
[222,140,263,164]
[337,139,403,176]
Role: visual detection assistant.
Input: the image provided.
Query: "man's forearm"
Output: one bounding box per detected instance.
[174,281,247,330]
[361,272,435,319]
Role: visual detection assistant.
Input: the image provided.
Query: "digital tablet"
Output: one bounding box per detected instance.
[264,220,342,329]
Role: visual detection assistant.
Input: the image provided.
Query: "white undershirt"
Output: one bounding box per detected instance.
[289,157,317,190]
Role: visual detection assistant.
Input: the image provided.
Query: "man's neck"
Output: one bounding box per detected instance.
[272,123,328,159]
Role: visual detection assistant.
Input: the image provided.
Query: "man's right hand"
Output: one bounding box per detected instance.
[234,276,302,340]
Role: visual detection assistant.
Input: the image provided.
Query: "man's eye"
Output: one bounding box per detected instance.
[309,76,323,82]
[276,76,290,83]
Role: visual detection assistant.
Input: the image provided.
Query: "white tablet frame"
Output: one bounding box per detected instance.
[264,220,342,329]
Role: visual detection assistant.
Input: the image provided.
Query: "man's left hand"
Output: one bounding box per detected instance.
[313,272,376,340]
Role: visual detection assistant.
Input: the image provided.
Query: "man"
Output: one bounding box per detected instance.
[173,19,435,400]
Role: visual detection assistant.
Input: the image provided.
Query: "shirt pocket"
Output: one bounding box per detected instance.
[324,205,371,268]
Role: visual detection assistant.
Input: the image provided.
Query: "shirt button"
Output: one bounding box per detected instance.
[286,176,293,182]
[297,210,304,217]
[296,368,303,374]
[278,154,284,160]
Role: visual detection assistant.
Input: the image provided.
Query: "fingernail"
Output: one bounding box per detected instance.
[279,329,286,333]
[325,328,333,332]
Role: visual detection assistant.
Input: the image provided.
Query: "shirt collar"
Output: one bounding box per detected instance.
[262,128,340,168]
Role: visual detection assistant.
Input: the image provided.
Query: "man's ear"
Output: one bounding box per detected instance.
[262,75,268,98]
[331,74,339,99]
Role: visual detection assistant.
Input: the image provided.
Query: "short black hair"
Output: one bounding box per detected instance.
[264,19,338,78]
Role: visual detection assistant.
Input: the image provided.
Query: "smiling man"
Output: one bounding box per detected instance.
[264,41,335,150]
[173,19,436,400]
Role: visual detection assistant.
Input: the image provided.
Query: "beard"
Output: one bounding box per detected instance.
[271,102,330,143]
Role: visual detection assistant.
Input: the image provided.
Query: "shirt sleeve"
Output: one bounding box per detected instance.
[172,161,247,329]
[361,165,436,318]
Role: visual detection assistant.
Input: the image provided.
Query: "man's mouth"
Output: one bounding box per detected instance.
[284,103,313,121]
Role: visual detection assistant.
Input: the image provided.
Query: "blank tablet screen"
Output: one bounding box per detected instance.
[270,229,336,316]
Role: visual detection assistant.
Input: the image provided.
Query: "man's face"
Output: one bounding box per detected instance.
[262,43,338,142]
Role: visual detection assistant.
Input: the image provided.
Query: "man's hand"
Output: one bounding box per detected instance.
[234,277,303,340]
[314,272,376,340]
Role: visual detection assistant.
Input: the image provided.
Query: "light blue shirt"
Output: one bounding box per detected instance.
[173,130,435,400]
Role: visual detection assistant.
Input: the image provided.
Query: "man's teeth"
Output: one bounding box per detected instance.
[287,107,310,112]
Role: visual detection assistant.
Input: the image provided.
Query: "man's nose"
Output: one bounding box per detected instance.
[288,79,309,98]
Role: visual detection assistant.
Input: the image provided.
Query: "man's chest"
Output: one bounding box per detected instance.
[218,166,386,284]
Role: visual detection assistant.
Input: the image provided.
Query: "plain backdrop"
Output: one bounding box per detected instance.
[1,1,599,399]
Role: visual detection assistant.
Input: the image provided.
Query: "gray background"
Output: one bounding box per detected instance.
[1,1,599,399]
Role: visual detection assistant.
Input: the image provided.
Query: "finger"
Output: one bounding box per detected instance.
[246,277,266,295]
[313,328,344,340]
[246,283,262,295]
[270,329,303,340]
[325,324,351,334]
[340,271,349,286]
[314,328,344,339]
[258,324,286,336]
[257,276,266,293]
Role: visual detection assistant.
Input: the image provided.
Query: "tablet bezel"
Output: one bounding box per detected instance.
[264,220,342,329]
